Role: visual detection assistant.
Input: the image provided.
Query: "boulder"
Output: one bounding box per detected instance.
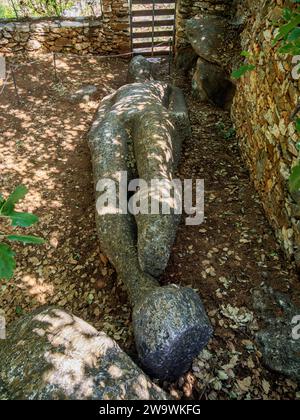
[175,46,198,75]
[192,58,236,109]
[185,16,239,109]
[69,85,97,102]
[186,15,237,68]
[253,286,300,382]
[0,307,169,400]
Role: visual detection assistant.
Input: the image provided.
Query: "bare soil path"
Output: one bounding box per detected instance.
[0,54,133,349]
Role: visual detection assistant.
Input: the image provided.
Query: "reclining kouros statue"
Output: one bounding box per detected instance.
[88,56,212,380]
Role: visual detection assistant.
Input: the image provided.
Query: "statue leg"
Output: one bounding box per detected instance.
[133,107,181,277]
[88,114,158,305]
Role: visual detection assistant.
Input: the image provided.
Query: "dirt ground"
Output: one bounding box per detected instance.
[0,54,299,400]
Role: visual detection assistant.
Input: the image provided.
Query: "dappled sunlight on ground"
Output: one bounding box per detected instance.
[0,53,133,349]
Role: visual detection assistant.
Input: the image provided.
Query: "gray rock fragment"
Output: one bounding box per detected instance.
[253,285,300,382]
[186,16,237,68]
[70,84,97,102]
[185,15,239,109]
[175,46,198,75]
[192,58,236,109]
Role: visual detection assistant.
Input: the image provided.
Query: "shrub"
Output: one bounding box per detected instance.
[0,186,45,281]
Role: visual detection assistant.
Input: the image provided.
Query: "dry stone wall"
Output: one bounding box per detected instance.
[232,0,300,264]
[175,0,300,264]
[0,0,130,55]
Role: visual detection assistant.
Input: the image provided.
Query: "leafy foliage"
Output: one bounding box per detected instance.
[232,0,300,78]
[273,3,300,54]
[231,49,257,80]
[231,64,255,80]
[0,3,15,18]
[289,164,300,193]
[216,122,236,140]
[1,1,101,18]
[13,1,75,17]
[0,244,16,280]
[0,186,44,281]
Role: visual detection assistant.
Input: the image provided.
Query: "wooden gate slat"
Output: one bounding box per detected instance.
[132,9,175,17]
[132,19,174,28]
[133,49,171,56]
[132,40,171,49]
[132,0,175,4]
[132,30,174,39]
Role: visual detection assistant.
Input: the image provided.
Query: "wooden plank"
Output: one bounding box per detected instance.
[132,9,175,17]
[132,30,174,38]
[132,19,174,28]
[132,40,171,49]
[133,49,171,56]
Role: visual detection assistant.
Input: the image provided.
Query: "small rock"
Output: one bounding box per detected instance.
[70,85,97,102]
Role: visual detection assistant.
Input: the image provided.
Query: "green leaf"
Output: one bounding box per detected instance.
[0,243,16,280]
[289,164,300,192]
[0,185,28,215]
[0,194,4,208]
[224,127,236,140]
[9,211,39,227]
[278,42,300,54]
[231,65,255,79]
[282,8,293,22]
[7,235,45,245]
[287,27,300,41]
[241,51,251,58]
[296,118,300,133]
[15,306,23,316]
[274,15,300,44]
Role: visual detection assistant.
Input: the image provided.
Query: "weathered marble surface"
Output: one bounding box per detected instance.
[175,0,233,51]
[0,307,169,400]
[88,56,212,379]
[177,6,238,108]
[133,285,213,380]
